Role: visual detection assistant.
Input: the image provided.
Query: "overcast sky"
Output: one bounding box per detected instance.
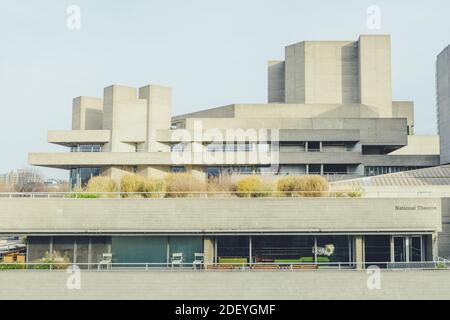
[1,0,449,179]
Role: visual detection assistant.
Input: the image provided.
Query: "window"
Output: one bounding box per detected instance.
[171,143,190,152]
[308,164,321,174]
[364,166,423,177]
[217,236,249,260]
[70,144,102,152]
[307,142,321,152]
[70,168,101,188]
[323,164,348,175]
[170,166,186,173]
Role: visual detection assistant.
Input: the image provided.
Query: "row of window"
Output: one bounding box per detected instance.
[364,166,423,177]
[171,142,270,153]
[170,142,355,153]
[70,144,102,152]
[68,165,425,188]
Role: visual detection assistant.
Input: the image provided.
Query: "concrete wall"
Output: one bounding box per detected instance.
[72,96,103,130]
[1,270,450,300]
[139,85,172,152]
[268,60,285,103]
[440,198,450,259]
[392,101,414,135]
[285,41,306,103]
[0,198,442,234]
[102,85,147,152]
[437,46,450,164]
[358,35,393,118]
[184,117,407,146]
[47,130,110,145]
[389,135,440,156]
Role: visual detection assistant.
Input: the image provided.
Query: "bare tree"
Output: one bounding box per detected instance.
[12,168,45,193]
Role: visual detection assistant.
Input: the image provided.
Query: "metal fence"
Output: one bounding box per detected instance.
[0,261,449,271]
[0,190,448,199]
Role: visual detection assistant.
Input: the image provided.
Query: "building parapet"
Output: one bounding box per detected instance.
[0,197,442,235]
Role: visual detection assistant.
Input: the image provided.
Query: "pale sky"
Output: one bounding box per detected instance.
[1,0,449,180]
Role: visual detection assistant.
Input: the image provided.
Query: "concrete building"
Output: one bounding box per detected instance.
[28,35,439,188]
[2,35,450,300]
[0,195,446,267]
[437,45,450,164]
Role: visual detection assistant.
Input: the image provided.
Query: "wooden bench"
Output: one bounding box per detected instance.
[291,264,318,270]
[251,264,280,270]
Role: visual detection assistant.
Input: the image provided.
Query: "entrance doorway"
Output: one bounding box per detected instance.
[392,236,423,263]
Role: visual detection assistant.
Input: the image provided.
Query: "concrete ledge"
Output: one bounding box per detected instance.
[1,270,449,300]
[0,198,442,234]
[48,130,111,146]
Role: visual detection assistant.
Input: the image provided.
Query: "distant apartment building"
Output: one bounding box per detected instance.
[0,169,42,188]
[29,35,440,188]
[437,45,450,164]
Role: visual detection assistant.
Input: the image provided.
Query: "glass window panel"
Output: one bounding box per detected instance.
[252,236,315,263]
[169,236,203,264]
[410,237,423,262]
[111,236,167,265]
[27,236,51,262]
[394,237,406,262]
[91,237,110,263]
[217,236,249,261]
[308,164,321,174]
[364,235,391,265]
[75,237,89,267]
[316,236,350,263]
[52,237,75,263]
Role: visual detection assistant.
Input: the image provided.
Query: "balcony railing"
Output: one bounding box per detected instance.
[0,190,447,199]
[0,261,448,271]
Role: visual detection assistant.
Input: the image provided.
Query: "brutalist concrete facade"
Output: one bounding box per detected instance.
[28,35,439,186]
[438,45,450,165]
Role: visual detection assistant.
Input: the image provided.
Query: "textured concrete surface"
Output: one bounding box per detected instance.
[0,198,442,234]
[0,270,449,300]
[437,45,450,165]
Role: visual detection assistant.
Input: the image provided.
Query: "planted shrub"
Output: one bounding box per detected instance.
[67,187,100,199]
[0,263,25,270]
[345,187,364,198]
[276,175,329,197]
[277,177,303,195]
[303,175,329,197]
[235,176,273,197]
[141,178,166,198]
[120,174,145,198]
[165,173,206,198]
[207,174,234,195]
[33,251,70,270]
[86,176,118,197]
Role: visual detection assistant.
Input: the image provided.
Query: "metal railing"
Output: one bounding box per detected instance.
[0,261,448,271]
[0,190,448,199]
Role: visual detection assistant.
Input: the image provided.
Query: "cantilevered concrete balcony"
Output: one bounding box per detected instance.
[28,149,376,168]
[155,129,361,143]
[29,151,285,169]
[48,130,111,146]
[363,155,441,167]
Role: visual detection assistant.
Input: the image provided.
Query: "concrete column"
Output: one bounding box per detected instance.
[203,237,215,265]
[137,166,169,179]
[138,85,172,152]
[354,236,365,270]
[432,233,439,261]
[72,96,103,130]
[187,166,207,181]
